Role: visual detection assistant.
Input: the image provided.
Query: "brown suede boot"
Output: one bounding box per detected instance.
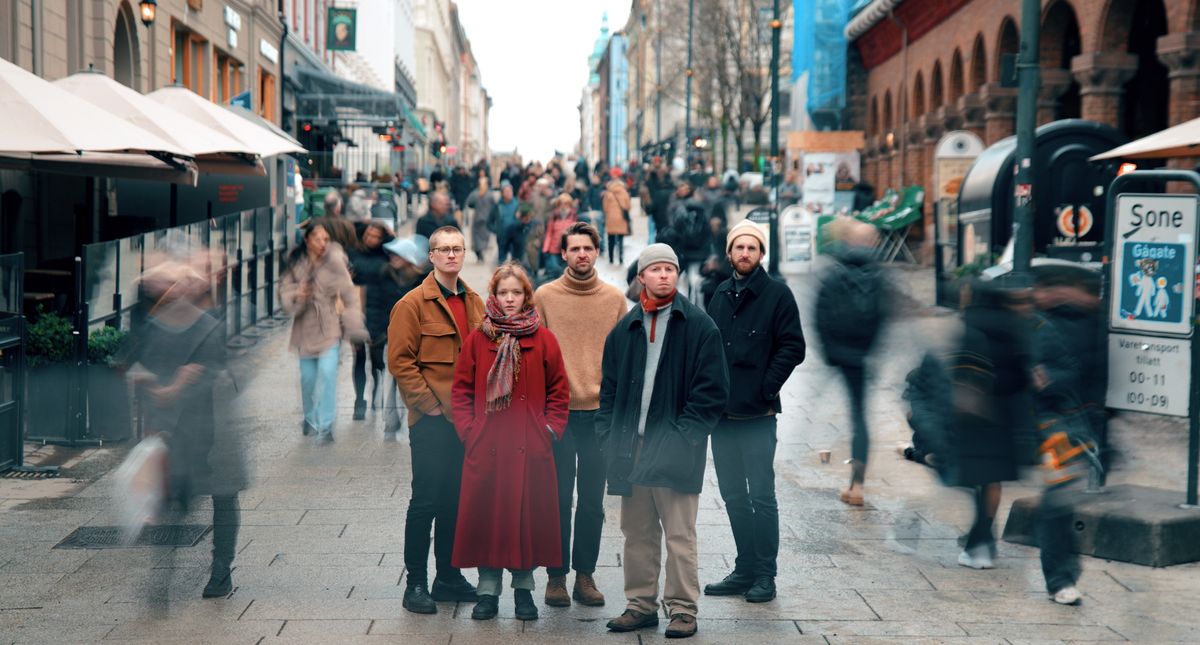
[544,575,571,607]
[572,573,606,606]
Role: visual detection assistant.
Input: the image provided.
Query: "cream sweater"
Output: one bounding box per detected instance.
[535,269,628,410]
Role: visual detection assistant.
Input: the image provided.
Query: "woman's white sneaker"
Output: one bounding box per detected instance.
[1052,586,1082,605]
[956,546,995,570]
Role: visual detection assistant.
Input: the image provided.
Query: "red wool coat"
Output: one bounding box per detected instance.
[450,325,571,570]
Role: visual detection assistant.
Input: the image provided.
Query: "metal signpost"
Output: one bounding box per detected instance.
[1104,171,1200,506]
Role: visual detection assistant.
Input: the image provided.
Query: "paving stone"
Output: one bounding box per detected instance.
[797,620,970,638]
[958,622,1125,641]
[278,619,372,637]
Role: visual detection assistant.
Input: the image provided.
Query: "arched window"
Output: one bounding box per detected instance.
[869,96,879,136]
[949,49,965,103]
[883,90,894,132]
[970,34,987,92]
[912,72,925,118]
[930,61,944,108]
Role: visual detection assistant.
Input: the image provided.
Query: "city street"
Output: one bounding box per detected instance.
[1,213,1198,645]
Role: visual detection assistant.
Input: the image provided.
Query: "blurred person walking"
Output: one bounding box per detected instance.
[535,222,627,608]
[388,226,485,614]
[598,244,729,639]
[815,220,889,506]
[416,192,460,240]
[494,182,524,265]
[349,222,393,420]
[280,220,369,442]
[602,169,631,265]
[466,176,496,263]
[540,194,578,279]
[949,279,1036,569]
[704,220,805,603]
[450,262,571,621]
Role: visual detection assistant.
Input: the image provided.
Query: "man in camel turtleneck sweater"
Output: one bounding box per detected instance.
[535,221,628,608]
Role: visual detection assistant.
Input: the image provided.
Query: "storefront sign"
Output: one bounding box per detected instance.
[260,39,279,64]
[1109,193,1197,336]
[1106,334,1191,417]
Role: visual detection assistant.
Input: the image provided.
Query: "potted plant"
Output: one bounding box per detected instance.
[24,309,73,442]
[86,326,132,442]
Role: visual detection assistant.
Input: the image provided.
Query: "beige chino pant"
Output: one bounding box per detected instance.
[620,483,701,617]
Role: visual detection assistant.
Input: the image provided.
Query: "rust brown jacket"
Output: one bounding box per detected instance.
[387,271,484,426]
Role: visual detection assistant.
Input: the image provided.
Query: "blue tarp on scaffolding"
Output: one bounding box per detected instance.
[792,0,856,129]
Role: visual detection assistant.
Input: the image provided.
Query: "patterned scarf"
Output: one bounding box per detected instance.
[639,287,677,342]
[480,295,541,412]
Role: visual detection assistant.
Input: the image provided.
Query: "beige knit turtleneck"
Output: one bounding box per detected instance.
[535,268,628,410]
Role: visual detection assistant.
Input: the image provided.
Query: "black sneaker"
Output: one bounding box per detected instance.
[743,576,776,603]
[703,571,754,596]
[514,588,538,621]
[353,400,367,420]
[201,568,232,598]
[431,575,478,602]
[471,594,499,620]
[402,583,438,614]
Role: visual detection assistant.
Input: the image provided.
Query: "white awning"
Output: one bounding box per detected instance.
[1090,117,1200,161]
[0,152,198,185]
[148,86,306,158]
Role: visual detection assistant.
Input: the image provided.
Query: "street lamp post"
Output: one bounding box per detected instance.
[1012,0,1041,281]
[685,0,694,164]
[768,0,782,277]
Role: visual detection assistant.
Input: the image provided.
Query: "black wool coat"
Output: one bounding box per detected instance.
[596,294,729,496]
[707,266,806,417]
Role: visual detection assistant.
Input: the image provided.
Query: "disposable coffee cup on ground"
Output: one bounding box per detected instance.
[818,450,831,464]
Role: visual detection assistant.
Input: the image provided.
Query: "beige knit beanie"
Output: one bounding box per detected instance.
[726,219,768,253]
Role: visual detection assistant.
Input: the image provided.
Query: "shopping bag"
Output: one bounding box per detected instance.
[113,435,169,544]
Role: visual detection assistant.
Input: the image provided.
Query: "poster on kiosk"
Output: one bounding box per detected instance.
[1106,193,1197,418]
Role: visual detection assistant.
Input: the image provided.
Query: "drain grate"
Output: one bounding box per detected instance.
[54,524,210,549]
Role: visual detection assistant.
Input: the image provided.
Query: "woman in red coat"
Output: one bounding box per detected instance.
[451,261,570,622]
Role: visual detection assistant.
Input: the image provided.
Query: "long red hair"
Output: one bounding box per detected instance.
[488,261,536,307]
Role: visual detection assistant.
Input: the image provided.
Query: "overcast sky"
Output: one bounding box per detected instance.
[453,0,630,164]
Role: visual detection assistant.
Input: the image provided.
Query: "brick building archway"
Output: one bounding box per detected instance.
[1040,0,1083,123]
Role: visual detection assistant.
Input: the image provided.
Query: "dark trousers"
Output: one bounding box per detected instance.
[839,365,869,465]
[211,494,241,573]
[404,414,465,586]
[711,415,779,578]
[607,234,625,264]
[498,225,526,264]
[965,485,996,553]
[549,410,607,577]
[352,341,385,404]
[1037,481,1081,594]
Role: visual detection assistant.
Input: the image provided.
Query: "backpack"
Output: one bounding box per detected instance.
[815,259,885,362]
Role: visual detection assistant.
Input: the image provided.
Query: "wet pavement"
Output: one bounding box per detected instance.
[1,207,1198,643]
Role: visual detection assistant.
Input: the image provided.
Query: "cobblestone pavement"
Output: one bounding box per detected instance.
[1,207,1198,644]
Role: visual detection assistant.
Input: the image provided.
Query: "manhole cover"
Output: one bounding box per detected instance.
[54,525,210,549]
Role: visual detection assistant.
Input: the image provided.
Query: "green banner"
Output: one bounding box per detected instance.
[326,7,357,52]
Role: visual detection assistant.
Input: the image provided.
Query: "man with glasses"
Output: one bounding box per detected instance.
[389,226,484,614]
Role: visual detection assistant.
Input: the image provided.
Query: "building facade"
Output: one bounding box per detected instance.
[1,0,285,123]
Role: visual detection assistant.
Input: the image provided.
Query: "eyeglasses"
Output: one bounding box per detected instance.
[432,246,465,256]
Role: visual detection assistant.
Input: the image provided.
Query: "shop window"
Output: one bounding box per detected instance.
[171,25,208,95]
[214,51,243,104]
[259,68,276,120]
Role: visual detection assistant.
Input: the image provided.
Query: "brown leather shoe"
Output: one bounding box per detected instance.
[606,609,659,632]
[665,613,697,638]
[544,575,571,607]
[572,573,606,606]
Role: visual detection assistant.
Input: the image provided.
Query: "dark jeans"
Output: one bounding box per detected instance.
[211,494,241,572]
[1038,481,1081,593]
[352,341,385,404]
[965,485,997,553]
[607,234,625,264]
[404,413,465,586]
[839,365,869,465]
[549,410,607,577]
[711,415,779,578]
[498,224,526,264]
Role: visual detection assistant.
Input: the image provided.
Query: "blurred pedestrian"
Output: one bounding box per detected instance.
[494,182,524,264]
[451,262,570,621]
[466,176,495,263]
[815,220,889,506]
[598,244,729,639]
[450,165,474,214]
[948,279,1035,569]
[601,169,631,265]
[128,256,245,599]
[388,226,484,614]
[376,235,430,432]
[540,194,578,279]
[349,222,393,420]
[416,192,460,240]
[535,222,627,608]
[280,221,369,442]
[704,220,805,604]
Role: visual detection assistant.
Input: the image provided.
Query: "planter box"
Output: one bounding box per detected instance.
[24,364,72,443]
[86,364,132,442]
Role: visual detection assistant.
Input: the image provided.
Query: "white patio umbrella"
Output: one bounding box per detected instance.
[0,56,190,157]
[149,86,305,158]
[55,70,264,175]
[1090,116,1200,161]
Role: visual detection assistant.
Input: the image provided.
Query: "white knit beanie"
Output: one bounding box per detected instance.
[726,219,768,253]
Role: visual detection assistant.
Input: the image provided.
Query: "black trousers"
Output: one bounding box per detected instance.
[211,494,240,573]
[607,234,625,264]
[352,341,385,404]
[839,364,869,465]
[1037,481,1081,594]
[548,410,607,577]
[403,414,465,585]
[711,415,779,578]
